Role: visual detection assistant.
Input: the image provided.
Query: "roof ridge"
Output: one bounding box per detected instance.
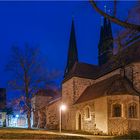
[74,74,139,105]
[76,62,98,68]
[123,76,140,96]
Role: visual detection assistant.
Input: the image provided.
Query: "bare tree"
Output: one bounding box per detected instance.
[6,45,58,128]
[89,0,140,31]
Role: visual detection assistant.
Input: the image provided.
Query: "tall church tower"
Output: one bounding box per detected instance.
[64,19,78,77]
[98,18,113,65]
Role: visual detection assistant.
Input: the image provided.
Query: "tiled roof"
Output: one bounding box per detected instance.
[98,41,140,77]
[63,62,99,82]
[75,75,140,104]
[63,41,140,82]
[48,97,61,106]
[33,89,60,98]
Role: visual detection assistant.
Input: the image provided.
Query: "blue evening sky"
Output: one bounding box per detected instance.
[0,1,136,100]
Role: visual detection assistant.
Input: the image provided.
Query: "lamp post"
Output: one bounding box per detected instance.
[59,104,66,133]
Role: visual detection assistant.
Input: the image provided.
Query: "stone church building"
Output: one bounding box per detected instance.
[31,18,140,135]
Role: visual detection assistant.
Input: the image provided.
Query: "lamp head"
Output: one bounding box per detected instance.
[60,104,66,111]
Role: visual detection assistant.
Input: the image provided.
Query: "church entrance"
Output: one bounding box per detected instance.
[76,112,82,130]
[78,114,82,130]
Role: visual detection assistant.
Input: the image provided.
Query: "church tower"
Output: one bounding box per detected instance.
[98,18,113,65]
[64,19,78,77]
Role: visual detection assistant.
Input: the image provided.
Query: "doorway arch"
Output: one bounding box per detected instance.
[76,112,82,130]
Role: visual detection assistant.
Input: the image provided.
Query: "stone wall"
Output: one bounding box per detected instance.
[62,78,74,106]
[72,100,96,133]
[62,107,76,130]
[70,98,108,134]
[32,111,38,127]
[62,77,94,131]
[38,107,46,128]
[31,95,52,110]
[70,94,140,135]
[31,95,52,128]
[108,95,140,135]
[46,99,61,130]
[62,77,94,106]
[132,63,140,92]
[72,77,94,103]
[108,119,128,135]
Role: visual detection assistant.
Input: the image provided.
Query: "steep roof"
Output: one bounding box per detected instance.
[75,75,139,104]
[33,88,60,98]
[97,40,140,78]
[63,40,140,83]
[64,19,78,77]
[63,62,99,82]
[48,96,61,106]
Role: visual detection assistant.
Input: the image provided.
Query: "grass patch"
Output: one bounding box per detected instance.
[50,129,95,135]
[113,131,140,139]
[0,133,87,139]
[0,128,88,139]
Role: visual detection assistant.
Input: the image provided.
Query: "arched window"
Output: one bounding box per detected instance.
[85,107,90,118]
[112,104,121,117]
[128,103,137,118]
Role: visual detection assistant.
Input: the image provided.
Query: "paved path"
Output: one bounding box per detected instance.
[47,131,114,140]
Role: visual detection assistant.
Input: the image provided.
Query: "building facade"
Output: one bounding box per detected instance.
[32,18,140,135]
[0,88,6,127]
[0,88,6,110]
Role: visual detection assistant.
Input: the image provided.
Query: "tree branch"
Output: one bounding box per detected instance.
[89,0,140,31]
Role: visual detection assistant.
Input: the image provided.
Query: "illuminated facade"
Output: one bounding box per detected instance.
[32,19,140,135]
[0,88,6,127]
[61,19,140,135]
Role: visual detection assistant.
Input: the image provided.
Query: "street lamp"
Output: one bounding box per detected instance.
[59,104,66,133]
[16,114,19,118]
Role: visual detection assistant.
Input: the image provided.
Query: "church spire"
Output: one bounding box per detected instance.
[98,17,113,66]
[98,26,104,64]
[108,19,113,39]
[64,19,78,77]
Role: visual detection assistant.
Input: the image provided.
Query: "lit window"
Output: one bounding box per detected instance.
[113,104,121,117]
[128,103,137,118]
[85,107,90,118]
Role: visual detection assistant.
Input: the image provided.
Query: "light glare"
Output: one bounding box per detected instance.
[60,104,66,111]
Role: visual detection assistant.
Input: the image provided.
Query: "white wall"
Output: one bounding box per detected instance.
[94,97,108,133]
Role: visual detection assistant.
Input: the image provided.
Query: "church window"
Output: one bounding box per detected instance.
[128,103,137,118]
[85,107,90,118]
[112,104,121,117]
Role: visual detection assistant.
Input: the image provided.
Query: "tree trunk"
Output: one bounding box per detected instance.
[27,111,31,129]
[24,70,31,129]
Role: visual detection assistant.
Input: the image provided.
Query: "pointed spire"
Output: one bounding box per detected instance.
[64,19,78,77]
[103,17,107,27]
[98,26,104,47]
[108,19,113,38]
[103,17,108,39]
[98,17,114,66]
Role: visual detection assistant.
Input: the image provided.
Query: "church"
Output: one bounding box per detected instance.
[31,18,140,135]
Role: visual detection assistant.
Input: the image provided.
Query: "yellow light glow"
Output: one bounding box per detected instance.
[60,104,66,111]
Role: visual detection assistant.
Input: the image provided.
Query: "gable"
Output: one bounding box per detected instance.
[75,75,139,104]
